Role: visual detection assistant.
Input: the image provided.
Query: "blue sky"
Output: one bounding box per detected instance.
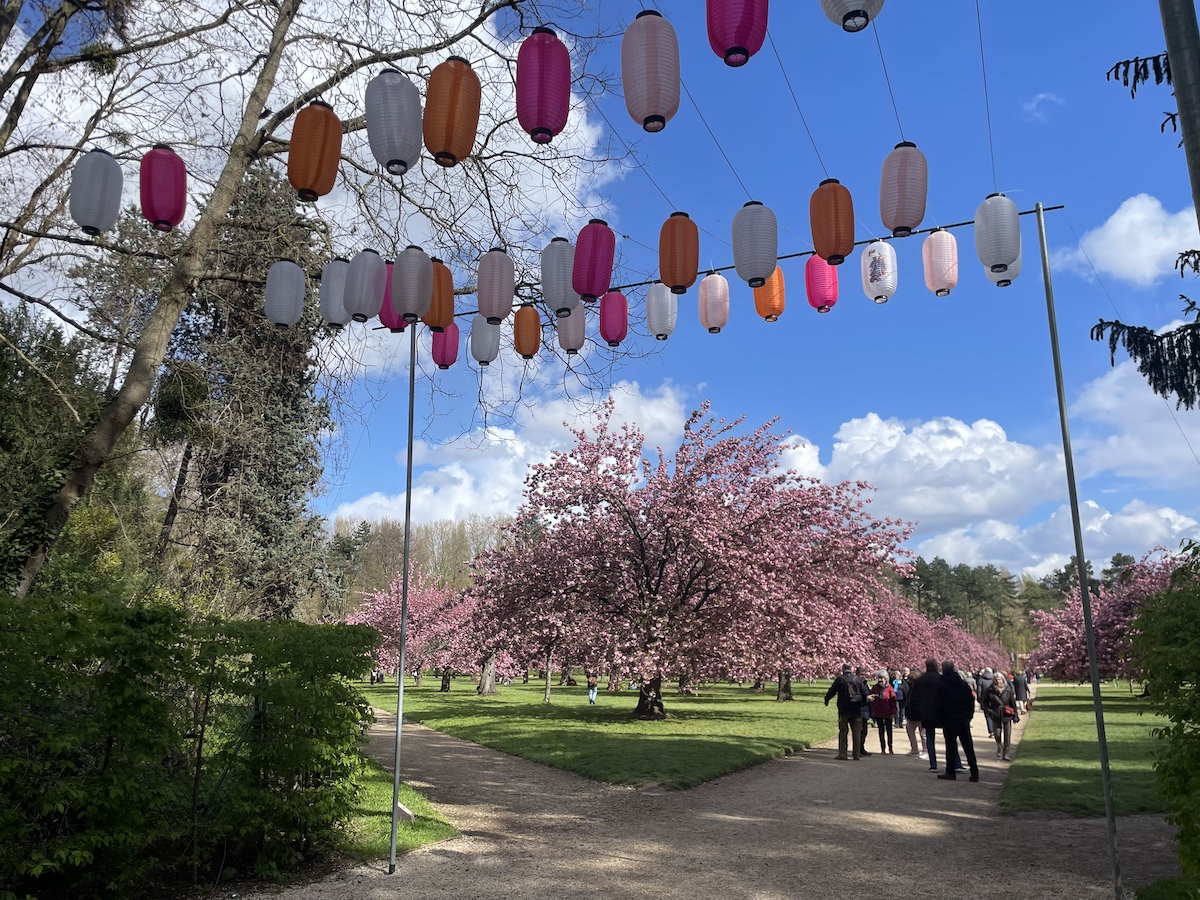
[316,1,1200,578]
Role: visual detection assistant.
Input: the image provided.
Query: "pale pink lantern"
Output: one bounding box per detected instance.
[698,272,730,333]
[140,144,187,232]
[572,218,615,302]
[557,304,586,354]
[516,27,571,145]
[599,290,628,347]
[706,0,768,67]
[378,261,406,332]
[621,10,680,133]
[922,228,958,297]
[432,320,460,369]
[805,253,839,313]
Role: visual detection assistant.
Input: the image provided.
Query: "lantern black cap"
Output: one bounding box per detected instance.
[532,26,556,36]
[551,236,568,243]
[405,244,422,251]
[488,246,507,254]
[636,9,662,18]
[819,178,841,186]
[743,200,762,207]
[895,141,917,149]
[986,191,1006,198]
[446,55,469,65]
[588,218,608,226]
[310,99,333,109]
[670,211,690,218]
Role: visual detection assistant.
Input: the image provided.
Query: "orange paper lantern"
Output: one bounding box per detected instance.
[810,178,855,265]
[513,304,541,359]
[423,258,455,331]
[754,266,785,322]
[659,211,699,294]
[424,56,481,167]
[288,101,342,202]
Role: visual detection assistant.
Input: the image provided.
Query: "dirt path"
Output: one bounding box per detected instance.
[266,701,1179,900]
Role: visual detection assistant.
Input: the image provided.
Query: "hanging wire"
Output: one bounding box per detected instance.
[975,0,999,192]
[766,31,828,178]
[871,22,905,142]
[679,77,755,200]
[593,102,678,211]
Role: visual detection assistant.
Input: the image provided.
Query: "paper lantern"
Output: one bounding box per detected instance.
[288,101,342,202]
[470,314,501,367]
[821,0,885,32]
[805,253,839,313]
[706,0,767,67]
[811,178,854,264]
[424,56,481,167]
[573,218,615,302]
[393,245,433,322]
[922,228,958,297]
[698,272,730,333]
[754,266,785,321]
[319,257,351,328]
[880,141,927,237]
[557,303,586,355]
[542,236,578,317]
[660,211,699,294]
[516,27,571,144]
[70,149,123,235]
[343,248,388,323]
[139,144,186,232]
[264,258,306,328]
[975,192,1021,273]
[987,245,1022,287]
[622,10,680,133]
[732,200,777,288]
[514,304,542,358]
[645,281,677,340]
[432,320,460,369]
[478,247,515,324]
[365,68,422,176]
[423,258,455,331]
[378,261,406,332]
[861,240,898,304]
[599,290,628,347]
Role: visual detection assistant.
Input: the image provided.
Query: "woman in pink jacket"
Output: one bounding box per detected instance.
[870,671,898,754]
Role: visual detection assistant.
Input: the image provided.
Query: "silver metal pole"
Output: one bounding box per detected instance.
[387,322,418,874]
[1159,0,1200,236]
[1035,203,1123,900]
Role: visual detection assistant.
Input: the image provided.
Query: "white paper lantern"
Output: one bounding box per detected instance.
[365,69,422,176]
[975,193,1021,274]
[861,240,898,304]
[821,0,885,32]
[264,258,306,328]
[393,244,433,322]
[470,313,501,366]
[732,200,777,288]
[987,244,1022,287]
[70,149,123,236]
[556,303,586,354]
[698,272,730,333]
[880,141,927,237]
[645,281,677,340]
[319,257,351,327]
[541,236,578,318]
[921,229,958,297]
[622,10,680,133]
[343,249,388,322]
[477,247,515,324]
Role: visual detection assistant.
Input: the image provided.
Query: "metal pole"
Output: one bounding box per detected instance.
[387,322,418,874]
[1035,203,1124,900]
[1159,0,1200,236]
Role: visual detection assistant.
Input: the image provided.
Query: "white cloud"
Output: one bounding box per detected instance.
[1022,92,1065,122]
[1053,194,1198,286]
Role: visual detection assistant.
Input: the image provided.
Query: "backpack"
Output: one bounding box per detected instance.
[845,676,864,706]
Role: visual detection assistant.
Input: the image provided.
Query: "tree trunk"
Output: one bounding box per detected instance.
[477,653,496,695]
[677,674,695,694]
[11,0,302,598]
[439,668,452,692]
[543,648,554,703]
[776,670,794,701]
[633,676,666,719]
[154,441,193,560]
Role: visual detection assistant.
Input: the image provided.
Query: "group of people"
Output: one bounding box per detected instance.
[824,659,1033,782]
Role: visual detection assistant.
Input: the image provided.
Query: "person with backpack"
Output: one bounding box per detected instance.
[824,664,869,760]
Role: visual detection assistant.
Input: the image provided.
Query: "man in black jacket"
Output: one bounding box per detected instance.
[824,664,866,760]
[906,658,942,772]
[936,660,980,782]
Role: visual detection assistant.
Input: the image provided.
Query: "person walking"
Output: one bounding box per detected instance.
[908,659,942,771]
[936,661,980,782]
[983,672,1018,760]
[854,666,875,756]
[1012,669,1030,714]
[824,664,867,760]
[903,668,925,756]
[586,673,599,705]
[871,671,897,753]
[976,667,996,737]
[892,668,908,728]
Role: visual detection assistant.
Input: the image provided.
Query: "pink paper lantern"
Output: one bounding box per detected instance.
[706,0,768,68]
[432,320,460,369]
[572,218,615,302]
[599,290,628,347]
[516,27,571,145]
[805,253,839,313]
[378,261,406,332]
[140,144,187,232]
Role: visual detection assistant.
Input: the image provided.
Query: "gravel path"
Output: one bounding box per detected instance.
[262,699,1179,900]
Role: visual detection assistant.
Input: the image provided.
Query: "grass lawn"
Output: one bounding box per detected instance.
[361,676,838,790]
[335,757,458,860]
[999,682,1166,817]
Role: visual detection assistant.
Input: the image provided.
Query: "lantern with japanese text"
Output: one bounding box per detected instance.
[288,101,342,202]
[514,304,542,358]
[706,0,767,67]
[516,27,571,144]
[140,144,186,232]
[424,56,481,167]
[811,178,854,264]
[880,141,926,237]
[660,211,699,294]
[70,149,123,235]
[922,228,958,297]
[264,258,306,328]
[573,218,615,302]
[646,281,677,340]
[365,69,422,176]
[599,290,628,347]
[861,240,898,303]
[698,272,730,333]
[805,253,839,313]
[432,320,460,369]
[622,10,680,133]
[754,266,785,321]
[319,257,352,328]
[478,247,515,323]
[732,200,777,287]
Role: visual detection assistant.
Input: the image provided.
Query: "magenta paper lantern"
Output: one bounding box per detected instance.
[516,27,571,145]
[805,253,839,313]
[432,320,460,369]
[572,218,615,302]
[140,144,187,232]
[706,0,768,67]
[378,261,406,332]
[599,290,628,347]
